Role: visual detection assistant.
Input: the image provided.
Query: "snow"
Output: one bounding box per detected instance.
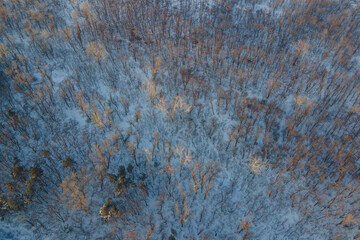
[283,210,300,227]
[51,69,67,84]
[0,223,34,240]
[65,108,88,127]
[0,0,359,239]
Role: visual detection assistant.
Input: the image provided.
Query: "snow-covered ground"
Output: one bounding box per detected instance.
[0,0,359,239]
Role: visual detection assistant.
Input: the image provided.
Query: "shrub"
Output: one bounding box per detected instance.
[7,198,21,211]
[5,182,18,193]
[25,181,34,196]
[10,164,24,179]
[63,157,75,168]
[29,167,43,181]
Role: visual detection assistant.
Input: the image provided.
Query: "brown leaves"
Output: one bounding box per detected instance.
[157,96,192,122]
[249,156,267,175]
[143,79,159,104]
[190,160,221,199]
[342,213,358,226]
[60,168,90,212]
[176,184,191,227]
[86,42,106,63]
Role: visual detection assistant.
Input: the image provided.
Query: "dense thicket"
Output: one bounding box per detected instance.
[0,0,359,239]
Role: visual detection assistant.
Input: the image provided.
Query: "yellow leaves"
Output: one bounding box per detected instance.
[40,29,50,39]
[86,41,106,63]
[31,84,46,103]
[135,109,141,122]
[70,0,78,8]
[153,131,160,149]
[161,159,176,175]
[48,13,56,34]
[61,28,71,42]
[149,56,162,81]
[90,105,105,129]
[239,216,252,231]
[120,96,129,109]
[350,105,360,114]
[174,145,192,166]
[294,95,307,106]
[342,213,358,225]
[127,140,139,164]
[71,10,79,20]
[27,9,45,23]
[293,40,311,56]
[171,96,193,114]
[334,232,345,240]
[24,19,35,40]
[176,184,191,227]
[144,147,153,162]
[191,177,200,194]
[128,141,135,155]
[239,216,253,239]
[60,168,89,212]
[155,57,162,70]
[74,90,113,130]
[0,43,8,60]
[178,183,187,199]
[74,90,89,114]
[0,2,8,23]
[266,79,280,98]
[157,97,167,111]
[267,79,280,89]
[91,138,120,178]
[142,79,159,104]
[190,160,221,198]
[92,143,107,166]
[249,156,266,175]
[157,96,192,122]
[293,95,313,108]
[80,2,91,18]
[5,54,34,93]
[145,223,155,240]
[79,2,98,26]
[321,29,328,40]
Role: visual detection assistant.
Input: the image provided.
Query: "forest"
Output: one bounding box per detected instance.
[0,0,359,239]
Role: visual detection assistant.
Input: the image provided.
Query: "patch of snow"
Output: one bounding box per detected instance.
[254,3,271,13]
[65,108,87,127]
[97,82,111,100]
[0,223,34,240]
[52,69,67,84]
[283,210,300,227]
